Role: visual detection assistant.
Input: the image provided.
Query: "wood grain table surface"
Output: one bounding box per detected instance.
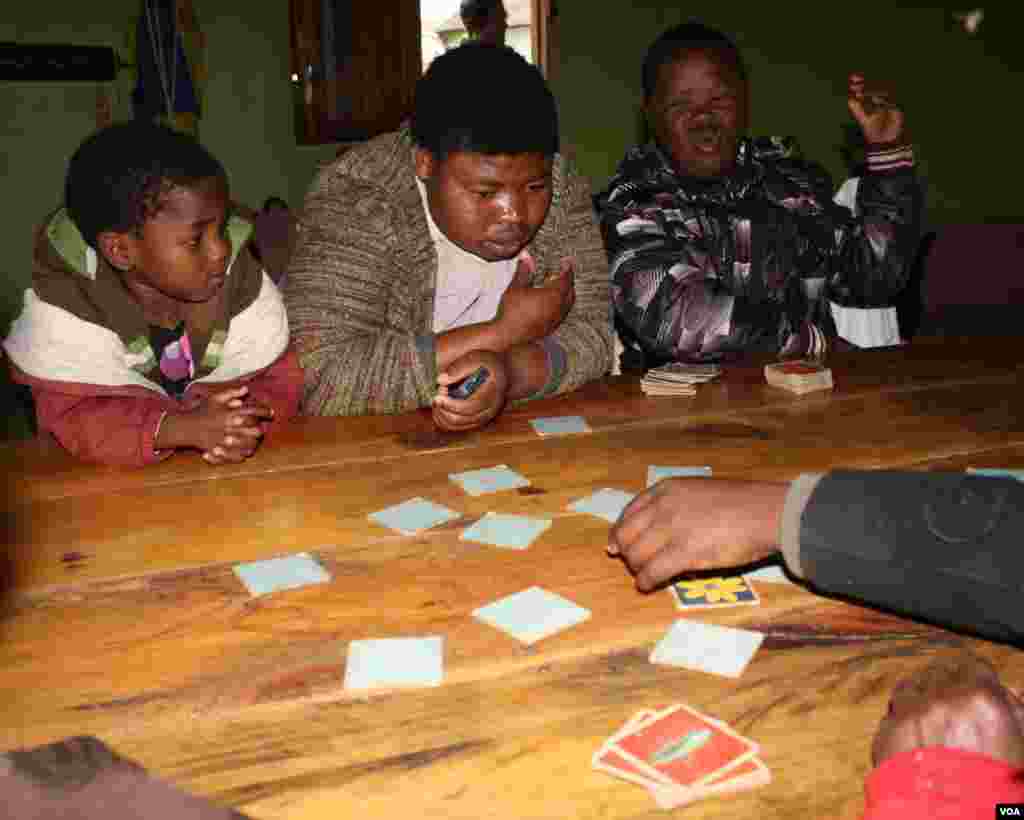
[1,336,1022,819]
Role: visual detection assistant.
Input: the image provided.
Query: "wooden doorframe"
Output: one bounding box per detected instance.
[531,0,554,77]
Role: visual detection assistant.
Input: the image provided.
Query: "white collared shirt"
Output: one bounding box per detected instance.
[416,177,520,334]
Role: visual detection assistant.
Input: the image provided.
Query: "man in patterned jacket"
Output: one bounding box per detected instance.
[594,22,923,368]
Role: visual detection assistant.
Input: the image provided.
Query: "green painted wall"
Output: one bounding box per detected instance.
[557,2,1024,226]
[0,1,338,335]
[2,2,1021,340]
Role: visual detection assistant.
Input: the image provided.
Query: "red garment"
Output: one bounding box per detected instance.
[15,347,303,467]
[863,746,1024,820]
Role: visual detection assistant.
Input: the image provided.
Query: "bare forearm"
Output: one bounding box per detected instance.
[504,341,550,400]
[435,320,510,372]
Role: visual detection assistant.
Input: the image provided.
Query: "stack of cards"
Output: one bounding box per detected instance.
[641,363,721,397]
[764,360,833,395]
[593,704,770,809]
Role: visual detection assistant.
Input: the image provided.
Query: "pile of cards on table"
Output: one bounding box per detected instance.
[641,363,721,396]
[764,359,833,394]
[593,703,770,809]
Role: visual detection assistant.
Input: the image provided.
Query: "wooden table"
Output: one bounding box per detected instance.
[2,336,1022,819]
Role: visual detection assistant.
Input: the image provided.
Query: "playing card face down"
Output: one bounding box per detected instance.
[459,513,552,550]
[529,415,592,436]
[344,636,444,691]
[233,553,330,597]
[650,756,771,809]
[613,704,759,788]
[647,465,712,487]
[449,465,530,496]
[592,710,662,788]
[670,575,760,610]
[594,706,770,808]
[650,619,765,679]
[641,363,720,396]
[744,564,796,585]
[472,586,591,645]
[764,360,833,394]
[568,488,636,524]
[967,467,1024,482]
[368,497,461,535]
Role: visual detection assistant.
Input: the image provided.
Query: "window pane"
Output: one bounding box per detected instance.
[420,0,534,72]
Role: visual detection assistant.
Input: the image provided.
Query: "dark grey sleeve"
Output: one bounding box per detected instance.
[798,471,1024,643]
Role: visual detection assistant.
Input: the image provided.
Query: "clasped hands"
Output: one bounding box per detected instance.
[156,385,274,465]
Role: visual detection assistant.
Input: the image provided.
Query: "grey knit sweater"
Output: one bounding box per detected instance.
[284,128,613,416]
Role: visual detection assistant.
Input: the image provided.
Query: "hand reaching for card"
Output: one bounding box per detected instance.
[608,478,788,591]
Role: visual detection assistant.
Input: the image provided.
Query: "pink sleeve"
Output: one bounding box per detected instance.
[239,346,304,429]
[21,346,303,467]
[31,387,175,468]
[862,747,1024,820]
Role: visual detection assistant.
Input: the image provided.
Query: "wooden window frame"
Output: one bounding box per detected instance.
[289,0,554,146]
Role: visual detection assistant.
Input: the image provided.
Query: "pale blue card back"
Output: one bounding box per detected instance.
[233,552,331,597]
[472,586,591,645]
[967,468,1024,482]
[460,513,552,550]
[344,636,444,690]
[568,488,636,523]
[450,465,531,496]
[529,415,591,436]
[369,497,461,535]
[647,465,713,487]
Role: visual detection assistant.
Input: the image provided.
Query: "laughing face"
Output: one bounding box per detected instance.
[646,49,747,179]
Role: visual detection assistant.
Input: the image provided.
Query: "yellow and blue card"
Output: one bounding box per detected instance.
[530,415,592,436]
[460,513,552,550]
[344,636,444,691]
[369,497,461,535]
[449,464,531,496]
[473,586,591,645]
[233,552,331,597]
[669,575,760,610]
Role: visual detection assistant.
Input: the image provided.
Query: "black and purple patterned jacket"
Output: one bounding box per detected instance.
[594,137,921,365]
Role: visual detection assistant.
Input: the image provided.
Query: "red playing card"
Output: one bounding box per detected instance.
[650,756,771,809]
[613,704,759,788]
[593,711,664,788]
[777,361,823,375]
[594,746,666,789]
